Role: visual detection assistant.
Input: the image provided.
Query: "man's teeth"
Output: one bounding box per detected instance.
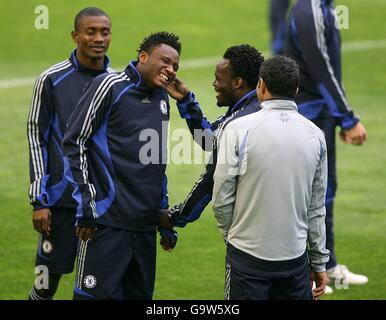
[160,74,169,81]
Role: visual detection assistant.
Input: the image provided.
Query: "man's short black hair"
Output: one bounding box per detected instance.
[259,55,300,98]
[223,44,264,88]
[74,7,110,31]
[137,32,181,55]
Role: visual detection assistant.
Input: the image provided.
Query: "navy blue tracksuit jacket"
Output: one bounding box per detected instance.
[27,50,111,211]
[63,61,169,231]
[285,0,359,129]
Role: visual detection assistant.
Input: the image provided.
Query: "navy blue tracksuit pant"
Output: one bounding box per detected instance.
[314,113,337,270]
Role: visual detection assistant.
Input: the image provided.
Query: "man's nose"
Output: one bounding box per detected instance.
[166,65,175,76]
[94,32,104,42]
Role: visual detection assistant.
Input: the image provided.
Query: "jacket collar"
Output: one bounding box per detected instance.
[124,60,166,95]
[69,49,110,75]
[124,60,142,87]
[227,89,257,115]
[260,98,298,111]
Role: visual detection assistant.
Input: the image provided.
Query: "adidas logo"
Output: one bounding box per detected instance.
[142,97,151,104]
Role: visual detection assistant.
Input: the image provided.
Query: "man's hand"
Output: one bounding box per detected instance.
[166,78,190,101]
[158,228,178,252]
[339,122,367,145]
[76,227,97,242]
[310,271,328,300]
[32,208,52,235]
[158,209,174,229]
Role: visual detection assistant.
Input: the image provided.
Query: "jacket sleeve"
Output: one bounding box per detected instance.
[269,0,291,54]
[170,151,216,228]
[27,74,55,211]
[160,175,169,209]
[176,92,214,151]
[62,75,113,227]
[294,3,359,130]
[212,124,241,236]
[307,131,330,272]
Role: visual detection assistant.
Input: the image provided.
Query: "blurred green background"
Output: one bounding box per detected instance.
[0,0,385,299]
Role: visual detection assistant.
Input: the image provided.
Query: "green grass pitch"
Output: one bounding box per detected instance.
[0,0,385,299]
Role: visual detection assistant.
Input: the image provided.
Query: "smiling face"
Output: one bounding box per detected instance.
[212,58,237,107]
[71,15,111,68]
[137,44,180,89]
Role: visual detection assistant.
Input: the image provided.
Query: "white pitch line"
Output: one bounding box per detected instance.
[0,77,37,90]
[1,38,386,90]
[342,39,386,51]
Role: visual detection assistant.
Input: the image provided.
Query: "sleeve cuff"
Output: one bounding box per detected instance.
[176,91,195,105]
[310,262,327,273]
[169,212,181,227]
[340,113,360,130]
[169,204,188,228]
[76,217,97,228]
[31,201,49,211]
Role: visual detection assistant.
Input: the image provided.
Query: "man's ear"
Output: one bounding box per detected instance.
[233,77,244,89]
[71,30,78,44]
[258,77,266,93]
[138,51,149,64]
[257,77,262,89]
